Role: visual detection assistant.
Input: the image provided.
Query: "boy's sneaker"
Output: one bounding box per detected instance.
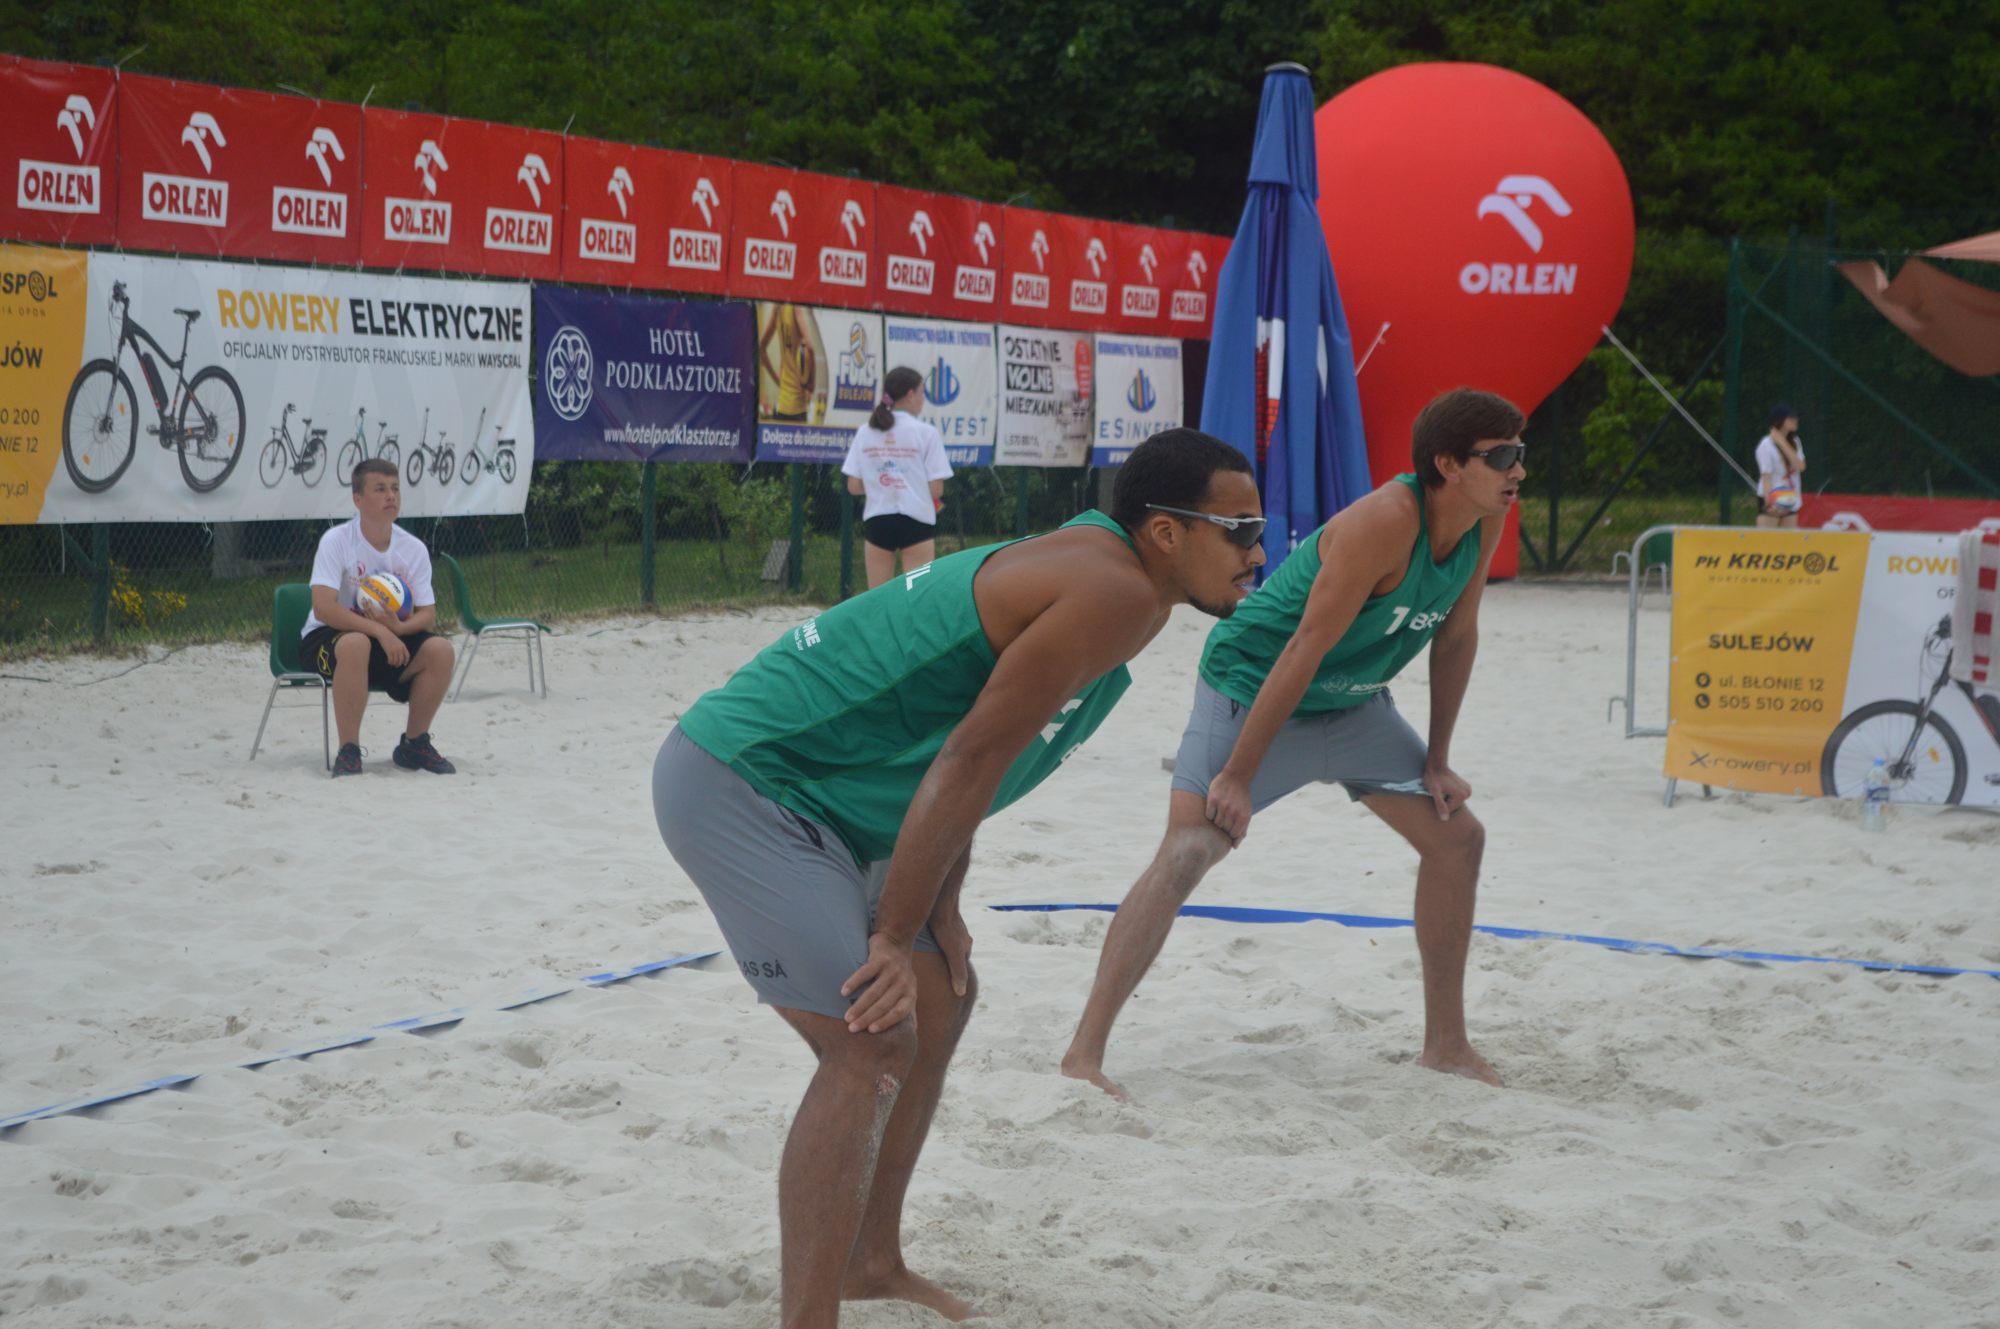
[393,731,456,774]
[332,742,364,777]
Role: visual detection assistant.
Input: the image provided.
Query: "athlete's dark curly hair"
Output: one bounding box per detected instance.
[1109,428,1254,529]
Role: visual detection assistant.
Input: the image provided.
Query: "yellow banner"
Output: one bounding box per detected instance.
[0,245,91,524]
[1665,529,1870,794]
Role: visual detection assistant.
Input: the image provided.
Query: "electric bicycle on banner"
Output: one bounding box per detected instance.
[335,407,401,486]
[61,281,247,494]
[1821,613,2000,806]
[259,403,330,488]
[403,408,455,487]
[458,407,517,485]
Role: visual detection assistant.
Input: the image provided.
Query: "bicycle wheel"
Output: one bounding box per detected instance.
[176,366,245,493]
[299,433,328,487]
[405,447,425,487]
[337,439,364,487]
[459,449,479,484]
[259,438,286,488]
[497,449,516,484]
[62,360,139,492]
[377,440,401,472]
[1820,701,1966,805]
[435,447,455,485]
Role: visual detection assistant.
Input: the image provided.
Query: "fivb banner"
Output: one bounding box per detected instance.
[994,324,1092,468]
[884,316,995,468]
[0,243,530,524]
[533,286,753,463]
[1666,528,2000,807]
[754,302,882,463]
[1091,333,1184,467]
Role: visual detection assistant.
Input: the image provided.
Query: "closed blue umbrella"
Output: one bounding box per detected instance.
[1200,62,1371,571]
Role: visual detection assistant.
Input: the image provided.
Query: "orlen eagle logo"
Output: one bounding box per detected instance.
[1462,175,1577,296]
[143,112,229,228]
[486,152,554,255]
[672,176,724,273]
[543,325,595,422]
[18,94,103,216]
[1070,236,1109,316]
[578,165,637,264]
[1120,242,1161,320]
[743,187,797,282]
[1010,227,1051,309]
[886,208,935,297]
[1171,249,1209,323]
[820,198,868,288]
[954,219,997,303]
[386,140,452,245]
[273,127,349,239]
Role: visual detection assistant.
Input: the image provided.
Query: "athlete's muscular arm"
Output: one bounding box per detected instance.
[1422,514,1504,819]
[841,571,1157,1033]
[1205,493,1411,844]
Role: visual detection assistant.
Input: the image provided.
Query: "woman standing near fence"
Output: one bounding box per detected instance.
[1755,403,1806,529]
[843,367,953,588]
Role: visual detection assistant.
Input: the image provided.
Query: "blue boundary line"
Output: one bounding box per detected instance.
[992,905,2000,981]
[0,951,720,1132]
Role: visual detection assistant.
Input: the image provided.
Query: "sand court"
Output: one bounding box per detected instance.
[3,584,1996,1327]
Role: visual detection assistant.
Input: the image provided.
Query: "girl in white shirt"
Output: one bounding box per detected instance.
[841,366,953,587]
[1754,403,1806,529]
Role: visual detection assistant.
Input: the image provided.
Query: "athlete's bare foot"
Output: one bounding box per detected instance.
[1419,1044,1503,1087]
[1059,1051,1134,1103]
[844,1261,980,1321]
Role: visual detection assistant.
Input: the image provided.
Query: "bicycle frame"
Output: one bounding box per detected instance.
[111,293,194,427]
[1896,620,2000,771]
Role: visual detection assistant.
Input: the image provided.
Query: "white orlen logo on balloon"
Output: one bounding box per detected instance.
[274,127,349,238]
[544,325,594,422]
[579,165,637,263]
[1462,175,1577,296]
[143,111,228,227]
[18,94,102,215]
[487,153,554,254]
[386,140,451,244]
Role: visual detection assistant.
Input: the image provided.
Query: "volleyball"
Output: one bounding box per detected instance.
[1768,485,1802,515]
[356,571,412,620]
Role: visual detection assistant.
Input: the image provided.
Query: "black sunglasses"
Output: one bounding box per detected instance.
[1146,504,1268,548]
[1469,442,1528,470]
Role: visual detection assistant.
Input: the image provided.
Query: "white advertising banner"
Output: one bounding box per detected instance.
[884,316,996,468]
[754,302,883,463]
[35,250,530,522]
[1090,333,1183,467]
[994,324,1092,468]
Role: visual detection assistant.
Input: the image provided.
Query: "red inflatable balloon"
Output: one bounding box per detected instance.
[1316,64,1633,576]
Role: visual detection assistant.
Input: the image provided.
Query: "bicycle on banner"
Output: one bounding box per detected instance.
[457,406,516,485]
[259,403,330,488]
[335,406,401,486]
[61,281,246,494]
[1821,613,2000,805]
[402,407,455,487]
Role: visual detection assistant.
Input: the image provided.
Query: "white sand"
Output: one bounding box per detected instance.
[2,583,1996,1328]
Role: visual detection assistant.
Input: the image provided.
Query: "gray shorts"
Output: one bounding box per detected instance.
[652,726,938,1020]
[1169,678,1431,813]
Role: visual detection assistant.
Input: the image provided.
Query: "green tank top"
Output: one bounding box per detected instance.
[678,511,1137,863]
[1199,474,1482,715]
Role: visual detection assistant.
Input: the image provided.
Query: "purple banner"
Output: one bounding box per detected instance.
[533,286,754,462]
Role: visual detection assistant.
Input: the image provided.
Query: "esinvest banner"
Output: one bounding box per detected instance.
[532,286,753,463]
[0,244,530,523]
[754,302,882,464]
[884,316,995,468]
[1665,528,2000,807]
[1091,334,1183,467]
[994,324,1092,468]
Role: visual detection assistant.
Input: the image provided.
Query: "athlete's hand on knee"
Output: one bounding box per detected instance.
[1424,763,1472,820]
[842,932,917,1033]
[1205,771,1252,847]
[929,905,973,998]
[374,623,410,668]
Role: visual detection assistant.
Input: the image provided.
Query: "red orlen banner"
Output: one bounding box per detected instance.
[1109,221,1169,336]
[1167,231,1227,339]
[1061,214,1116,331]
[729,164,875,308]
[362,108,563,280]
[1808,494,2000,534]
[0,54,119,247]
[560,138,736,293]
[1000,204,1070,329]
[874,185,1002,321]
[118,74,361,263]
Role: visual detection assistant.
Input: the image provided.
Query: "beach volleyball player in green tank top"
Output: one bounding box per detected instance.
[654,428,1263,1326]
[1063,389,1528,1100]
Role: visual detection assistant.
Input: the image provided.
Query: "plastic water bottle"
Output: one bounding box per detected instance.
[1861,759,1890,832]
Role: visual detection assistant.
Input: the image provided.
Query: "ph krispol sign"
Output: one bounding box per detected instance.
[532,286,752,462]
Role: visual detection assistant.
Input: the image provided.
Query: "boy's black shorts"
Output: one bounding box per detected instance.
[301,626,438,703]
